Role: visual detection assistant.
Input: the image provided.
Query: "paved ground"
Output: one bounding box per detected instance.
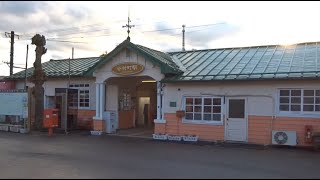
[111,127,154,138]
[0,131,319,179]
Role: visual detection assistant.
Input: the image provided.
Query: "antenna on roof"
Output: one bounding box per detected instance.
[182,24,185,51]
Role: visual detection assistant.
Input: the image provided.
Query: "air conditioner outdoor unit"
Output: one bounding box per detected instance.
[272,130,297,146]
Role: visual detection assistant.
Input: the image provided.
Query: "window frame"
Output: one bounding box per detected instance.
[78,89,90,109]
[69,83,90,109]
[182,96,224,125]
[277,88,320,117]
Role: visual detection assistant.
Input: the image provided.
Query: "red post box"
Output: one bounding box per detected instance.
[43,109,59,136]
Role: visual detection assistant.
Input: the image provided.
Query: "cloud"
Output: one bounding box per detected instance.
[51,54,64,60]
[149,22,241,50]
[185,23,241,49]
[0,1,46,16]
[152,22,180,35]
[0,2,94,39]
[45,40,95,57]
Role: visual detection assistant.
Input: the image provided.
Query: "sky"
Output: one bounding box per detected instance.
[1,1,320,76]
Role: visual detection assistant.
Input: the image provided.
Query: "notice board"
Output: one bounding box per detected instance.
[0,92,28,117]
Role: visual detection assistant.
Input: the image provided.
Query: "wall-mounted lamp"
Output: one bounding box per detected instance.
[142,80,156,83]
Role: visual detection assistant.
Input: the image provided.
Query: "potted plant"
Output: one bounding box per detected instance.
[0,122,9,131]
[176,110,185,118]
[152,133,168,140]
[183,135,198,142]
[90,130,102,136]
[9,124,21,133]
[167,134,182,141]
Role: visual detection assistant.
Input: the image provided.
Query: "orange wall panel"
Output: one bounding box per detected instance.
[248,115,320,146]
[93,120,105,131]
[77,110,95,129]
[161,113,225,142]
[161,114,320,147]
[154,124,166,134]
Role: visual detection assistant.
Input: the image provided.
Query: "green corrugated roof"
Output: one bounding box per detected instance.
[163,42,320,82]
[135,44,181,72]
[86,39,182,75]
[6,57,101,80]
[7,39,182,80]
[7,41,320,82]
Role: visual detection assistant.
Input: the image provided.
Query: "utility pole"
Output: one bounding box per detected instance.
[65,47,73,134]
[24,44,29,90]
[5,31,20,76]
[182,25,186,51]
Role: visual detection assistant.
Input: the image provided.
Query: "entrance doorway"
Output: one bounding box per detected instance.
[225,97,247,142]
[54,88,79,132]
[138,97,150,127]
[105,76,157,137]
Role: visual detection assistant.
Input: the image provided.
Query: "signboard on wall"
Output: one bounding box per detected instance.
[112,63,144,76]
[0,92,28,116]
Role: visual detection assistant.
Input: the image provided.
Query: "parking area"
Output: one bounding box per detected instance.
[0,131,319,179]
[108,127,154,138]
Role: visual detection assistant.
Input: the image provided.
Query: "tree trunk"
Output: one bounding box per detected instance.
[30,34,47,131]
[33,84,44,130]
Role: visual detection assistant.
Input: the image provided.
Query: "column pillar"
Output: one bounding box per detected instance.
[95,83,100,118]
[92,82,105,133]
[100,82,105,118]
[154,81,166,134]
[156,81,161,120]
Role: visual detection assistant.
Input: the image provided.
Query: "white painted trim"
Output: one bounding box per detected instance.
[78,107,91,110]
[275,88,320,118]
[154,119,166,124]
[95,83,100,117]
[181,96,224,123]
[157,81,161,120]
[225,97,248,142]
[99,83,105,118]
[93,116,103,120]
[276,113,320,119]
[182,120,223,126]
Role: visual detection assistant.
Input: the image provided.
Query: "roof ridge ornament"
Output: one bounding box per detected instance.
[122,15,135,42]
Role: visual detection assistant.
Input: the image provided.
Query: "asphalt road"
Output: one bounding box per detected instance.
[0,132,319,179]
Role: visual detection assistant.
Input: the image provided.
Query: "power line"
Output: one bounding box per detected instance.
[17,37,88,44]
[141,22,225,33]
[46,39,88,44]
[21,19,129,37]
[20,17,163,39]
[20,20,224,40]
[34,22,226,40]
[15,22,226,47]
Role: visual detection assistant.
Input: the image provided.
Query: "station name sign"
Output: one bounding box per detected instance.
[112,63,144,76]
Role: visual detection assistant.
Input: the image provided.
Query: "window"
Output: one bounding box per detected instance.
[69,83,90,108]
[279,89,320,114]
[184,96,223,123]
[68,93,78,107]
[79,90,90,108]
[228,99,245,118]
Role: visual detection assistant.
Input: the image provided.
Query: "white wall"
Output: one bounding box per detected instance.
[162,80,320,117]
[16,78,96,110]
[105,84,118,111]
[93,49,164,83]
[15,81,32,90]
